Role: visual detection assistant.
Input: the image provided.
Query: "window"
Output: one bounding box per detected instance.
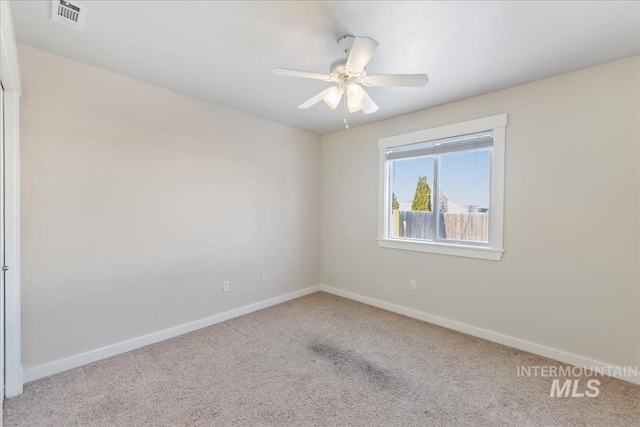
[378,114,506,260]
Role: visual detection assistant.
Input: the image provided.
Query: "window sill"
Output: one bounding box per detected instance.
[377,238,503,261]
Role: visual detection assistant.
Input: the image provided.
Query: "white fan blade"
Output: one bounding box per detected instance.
[298,87,333,109]
[362,89,379,114]
[345,37,379,74]
[363,74,429,87]
[273,68,332,81]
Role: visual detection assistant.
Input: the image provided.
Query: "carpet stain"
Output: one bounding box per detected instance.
[308,340,407,391]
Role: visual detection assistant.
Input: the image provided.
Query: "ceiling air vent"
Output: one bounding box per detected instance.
[51,0,87,30]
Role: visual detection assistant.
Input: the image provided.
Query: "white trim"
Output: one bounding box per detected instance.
[378,114,507,260]
[377,238,503,261]
[0,0,22,398]
[490,125,506,254]
[22,284,640,386]
[23,286,321,383]
[377,148,387,242]
[319,285,640,385]
[3,91,21,397]
[378,113,507,149]
[0,1,22,94]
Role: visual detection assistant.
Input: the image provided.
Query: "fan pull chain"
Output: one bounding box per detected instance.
[344,88,349,130]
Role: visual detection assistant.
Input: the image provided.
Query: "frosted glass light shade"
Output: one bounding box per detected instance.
[346,82,365,103]
[348,99,364,113]
[323,86,343,110]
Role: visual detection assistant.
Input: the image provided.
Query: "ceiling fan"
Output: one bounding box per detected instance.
[273,35,429,129]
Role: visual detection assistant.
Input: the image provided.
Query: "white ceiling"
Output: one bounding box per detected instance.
[9,1,640,135]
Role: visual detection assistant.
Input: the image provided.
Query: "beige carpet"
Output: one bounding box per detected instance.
[4,292,640,426]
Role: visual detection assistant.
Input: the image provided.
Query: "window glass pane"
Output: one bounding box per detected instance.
[437,148,491,243]
[389,156,435,240]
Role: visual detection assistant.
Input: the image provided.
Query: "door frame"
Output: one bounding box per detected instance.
[1,0,23,397]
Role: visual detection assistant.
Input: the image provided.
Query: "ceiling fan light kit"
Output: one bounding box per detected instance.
[323,86,343,110]
[273,35,429,129]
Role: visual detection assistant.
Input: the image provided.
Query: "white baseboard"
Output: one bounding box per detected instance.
[319,285,640,386]
[23,284,639,387]
[23,285,321,384]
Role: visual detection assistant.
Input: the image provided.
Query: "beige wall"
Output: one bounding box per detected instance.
[321,57,640,368]
[19,42,640,375]
[19,45,321,369]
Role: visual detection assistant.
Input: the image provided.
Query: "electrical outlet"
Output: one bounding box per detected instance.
[223,281,230,292]
[261,273,268,283]
[409,279,416,291]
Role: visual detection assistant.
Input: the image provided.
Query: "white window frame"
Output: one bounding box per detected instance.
[377,114,507,261]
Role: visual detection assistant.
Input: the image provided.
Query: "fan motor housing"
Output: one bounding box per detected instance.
[330,57,365,81]
[329,58,347,76]
[332,36,368,81]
